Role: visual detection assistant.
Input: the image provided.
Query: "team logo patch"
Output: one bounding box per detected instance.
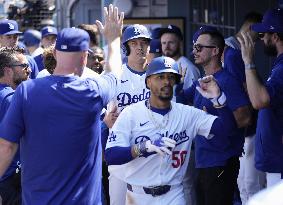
[108,131,117,142]
[61,45,67,50]
[8,23,15,30]
[133,27,141,35]
[164,58,172,68]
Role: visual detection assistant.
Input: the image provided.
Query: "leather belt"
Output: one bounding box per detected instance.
[127,183,171,197]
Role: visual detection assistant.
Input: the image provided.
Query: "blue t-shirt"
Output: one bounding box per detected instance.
[255,53,283,173]
[34,54,44,72]
[0,83,20,182]
[184,69,250,168]
[0,74,117,205]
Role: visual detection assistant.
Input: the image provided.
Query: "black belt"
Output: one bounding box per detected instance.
[127,183,171,197]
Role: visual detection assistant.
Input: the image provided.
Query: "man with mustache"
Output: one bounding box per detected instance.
[105,56,237,205]
[0,47,30,204]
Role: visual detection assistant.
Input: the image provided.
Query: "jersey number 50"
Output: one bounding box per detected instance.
[172,150,187,168]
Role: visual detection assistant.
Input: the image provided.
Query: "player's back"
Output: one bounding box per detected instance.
[9,75,103,204]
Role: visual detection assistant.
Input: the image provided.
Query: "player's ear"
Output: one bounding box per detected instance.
[146,77,151,89]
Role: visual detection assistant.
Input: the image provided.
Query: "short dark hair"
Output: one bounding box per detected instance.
[200,30,225,56]
[0,47,25,77]
[277,32,283,41]
[42,45,56,74]
[77,24,100,46]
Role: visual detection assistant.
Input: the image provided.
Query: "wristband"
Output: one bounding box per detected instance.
[245,64,256,70]
[136,141,147,157]
[211,91,226,108]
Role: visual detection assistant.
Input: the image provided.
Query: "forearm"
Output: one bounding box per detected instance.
[210,106,237,137]
[245,68,270,109]
[105,146,134,165]
[0,139,18,177]
[104,38,122,78]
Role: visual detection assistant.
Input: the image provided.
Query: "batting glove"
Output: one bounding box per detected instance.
[137,137,176,157]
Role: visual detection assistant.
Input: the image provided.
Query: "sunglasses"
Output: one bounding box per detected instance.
[193,44,216,52]
[258,32,274,39]
[10,63,30,70]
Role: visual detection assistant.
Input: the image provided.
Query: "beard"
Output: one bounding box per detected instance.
[263,41,277,57]
[13,76,27,87]
[158,86,173,101]
[163,49,180,58]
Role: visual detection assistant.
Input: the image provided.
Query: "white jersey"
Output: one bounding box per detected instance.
[106,101,217,186]
[110,64,150,113]
[177,56,200,90]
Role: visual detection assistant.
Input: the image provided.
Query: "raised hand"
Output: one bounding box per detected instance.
[196,75,221,99]
[178,63,187,84]
[96,4,124,43]
[237,31,255,65]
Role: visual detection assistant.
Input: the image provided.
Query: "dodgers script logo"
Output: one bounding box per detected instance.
[117,88,150,107]
[134,130,190,146]
[160,130,190,146]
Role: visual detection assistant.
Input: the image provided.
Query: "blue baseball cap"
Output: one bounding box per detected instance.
[149,39,162,54]
[159,25,183,40]
[192,26,218,44]
[41,26,58,38]
[0,19,22,35]
[151,27,161,39]
[23,29,41,46]
[251,8,283,33]
[146,56,181,80]
[55,28,90,52]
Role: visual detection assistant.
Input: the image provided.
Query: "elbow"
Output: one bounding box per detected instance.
[251,101,268,110]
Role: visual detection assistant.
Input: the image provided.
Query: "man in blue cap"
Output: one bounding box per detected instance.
[159,25,200,90]
[105,56,237,205]
[238,8,283,187]
[41,26,57,48]
[23,29,42,57]
[0,5,124,205]
[34,26,58,71]
[0,19,39,79]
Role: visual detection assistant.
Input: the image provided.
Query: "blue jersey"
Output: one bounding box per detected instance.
[184,69,250,168]
[33,54,44,72]
[255,53,283,173]
[26,55,39,79]
[0,74,117,205]
[224,46,246,84]
[0,83,20,182]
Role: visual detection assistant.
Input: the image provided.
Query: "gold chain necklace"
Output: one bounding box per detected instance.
[146,100,172,130]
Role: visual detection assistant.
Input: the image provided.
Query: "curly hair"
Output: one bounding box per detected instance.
[42,45,56,74]
[0,47,25,77]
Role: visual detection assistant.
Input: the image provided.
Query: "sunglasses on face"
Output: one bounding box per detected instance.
[10,63,30,70]
[258,32,275,39]
[193,44,216,52]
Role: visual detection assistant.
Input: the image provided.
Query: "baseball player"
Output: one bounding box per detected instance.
[0,19,39,79]
[105,56,237,205]
[238,8,283,186]
[104,24,152,205]
[0,5,124,204]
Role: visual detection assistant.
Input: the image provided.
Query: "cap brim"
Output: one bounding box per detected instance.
[151,68,182,77]
[3,30,22,35]
[42,33,57,38]
[251,23,271,33]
